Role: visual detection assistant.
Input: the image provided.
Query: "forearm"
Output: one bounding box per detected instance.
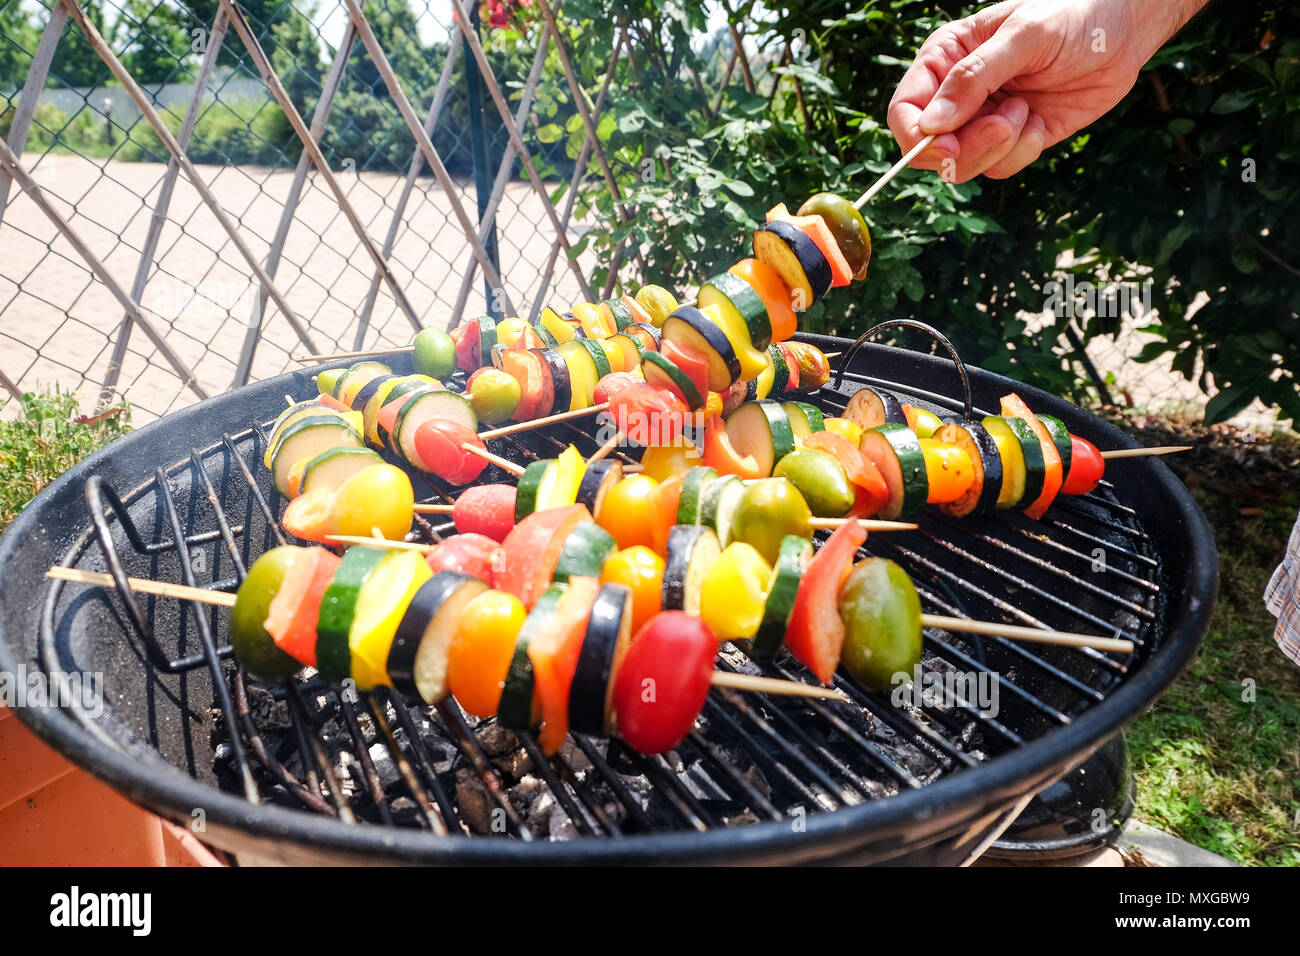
[1136,0,1211,60]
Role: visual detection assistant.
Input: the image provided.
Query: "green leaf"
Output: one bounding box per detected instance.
[1203,382,1257,424]
[535,124,563,144]
[1209,90,1257,114]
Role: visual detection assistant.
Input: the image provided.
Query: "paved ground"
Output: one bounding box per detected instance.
[0,152,596,422]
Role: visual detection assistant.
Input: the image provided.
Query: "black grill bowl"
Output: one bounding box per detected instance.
[0,335,1218,865]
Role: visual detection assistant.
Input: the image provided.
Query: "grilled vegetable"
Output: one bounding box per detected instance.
[498,585,560,730]
[860,423,928,520]
[270,416,364,497]
[903,405,944,439]
[499,504,591,610]
[801,431,889,518]
[919,438,975,505]
[796,193,871,281]
[786,520,866,684]
[529,576,602,753]
[576,459,623,517]
[662,306,741,392]
[388,571,490,704]
[838,558,922,692]
[844,386,906,431]
[568,582,635,735]
[725,400,796,477]
[612,612,716,755]
[662,524,721,616]
[730,477,813,565]
[264,546,341,669]
[751,535,809,664]
[315,546,387,681]
[1061,433,1106,496]
[982,415,1044,510]
[553,521,617,583]
[699,542,772,642]
[452,483,517,541]
[933,421,1002,517]
[698,273,771,372]
[1000,393,1064,520]
[349,550,432,690]
[599,545,665,635]
[447,589,527,718]
[752,220,832,309]
[231,547,303,680]
[676,466,718,524]
[424,533,502,582]
[767,203,852,288]
[596,474,660,550]
[729,257,796,343]
[773,447,856,517]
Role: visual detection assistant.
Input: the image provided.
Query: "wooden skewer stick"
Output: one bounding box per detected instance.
[709,670,850,702]
[294,346,413,364]
[326,535,435,553]
[587,430,622,465]
[46,567,238,607]
[413,503,456,514]
[479,402,610,440]
[461,443,526,478]
[854,134,936,209]
[47,567,855,701]
[809,517,919,533]
[921,613,1133,654]
[1100,445,1193,460]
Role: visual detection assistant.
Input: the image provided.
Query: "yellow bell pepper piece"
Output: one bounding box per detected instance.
[699,542,773,642]
[349,550,431,690]
[543,445,587,511]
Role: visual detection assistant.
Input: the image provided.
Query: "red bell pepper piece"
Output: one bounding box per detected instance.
[785,520,866,684]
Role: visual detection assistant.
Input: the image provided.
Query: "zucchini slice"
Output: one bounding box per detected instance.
[266,401,334,466]
[699,271,773,351]
[724,400,796,477]
[515,460,558,522]
[860,423,928,519]
[1037,413,1073,478]
[751,535,810,663]
[299,446,383,497]
[601,298,635,331]
[579,337,612,379]
[609,332,645,374]
[625,322,662,352]
[983,415,1045,510]
[752,220,831,309]
[676,466,718,524]
[662,306,741,392]
[498,584,562,730]
[662,524,721,616]
[767,344,791,395]
[844,385,907,430]
[934,421,1002,517]
[270,416,364,497]
[554,521,618,583]
[316,546,388,681]
[782,401,825,440]
[641,350,704,410]
[393,389,479,467]
[387,571,490,704]
[700,474,745,546]
[576,459,623,518]
[568,582,634,736]
[333,360,391,402]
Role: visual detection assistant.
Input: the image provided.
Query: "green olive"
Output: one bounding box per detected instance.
[797,193,872,281]
[230,546,301,680]
[837,558,922,692]
[731,478,812,564]
[773,448,855,517]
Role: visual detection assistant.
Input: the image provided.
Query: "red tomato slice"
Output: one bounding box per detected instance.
[1061,434,1106,496]
[528,576,601,753]
[425,532,503,581]
[785,520,866,684]
[452,483,517,541]
[451,323,479,373]
[613,611,716,754]
[593,372,642,407]
[608,382,688,447]
[802,432,890,517]
[264,547,341,667]
[661,340,711,405]
[413,419,489,485]
[498,504,592,608]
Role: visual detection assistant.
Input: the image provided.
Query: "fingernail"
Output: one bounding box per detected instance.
[919,98,955,133]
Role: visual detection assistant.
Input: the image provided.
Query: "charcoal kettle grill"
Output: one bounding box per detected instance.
[0,333,1218,865]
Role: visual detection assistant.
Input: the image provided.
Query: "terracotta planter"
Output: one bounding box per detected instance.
[0,706,223,866]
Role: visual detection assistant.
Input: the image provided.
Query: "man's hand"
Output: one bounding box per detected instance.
[888,0,1206,182]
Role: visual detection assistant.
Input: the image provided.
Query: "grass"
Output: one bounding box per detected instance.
[1114,411,1300,866]
[0,388,131,532]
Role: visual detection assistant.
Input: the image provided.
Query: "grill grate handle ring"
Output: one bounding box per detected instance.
[832,319,974,421]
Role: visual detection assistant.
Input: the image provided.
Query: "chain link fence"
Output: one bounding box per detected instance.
[0,0,608,422]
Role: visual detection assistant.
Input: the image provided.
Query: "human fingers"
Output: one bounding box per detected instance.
[983,110,1049,179]
[918,20,1041,136]
[944,96,1030,182]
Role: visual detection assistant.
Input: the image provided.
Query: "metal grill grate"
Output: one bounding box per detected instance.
[26,347,1176,862]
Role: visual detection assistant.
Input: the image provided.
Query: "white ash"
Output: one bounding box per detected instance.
[367,742,400,788]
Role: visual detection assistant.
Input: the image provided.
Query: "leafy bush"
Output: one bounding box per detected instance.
[0,388,131,532]
[549,1,1300,419]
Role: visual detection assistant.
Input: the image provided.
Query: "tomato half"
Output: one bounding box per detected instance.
[413,420,490,486]
[596,475,660,550]
[612,612,716,755]
[498,504,592,607]
[425,532,503,582]
[1061,434,1106,496]
[607,383,688,447]
[600,546,666,635]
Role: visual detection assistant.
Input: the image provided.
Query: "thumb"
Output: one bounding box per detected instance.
[919,29,1033,134]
